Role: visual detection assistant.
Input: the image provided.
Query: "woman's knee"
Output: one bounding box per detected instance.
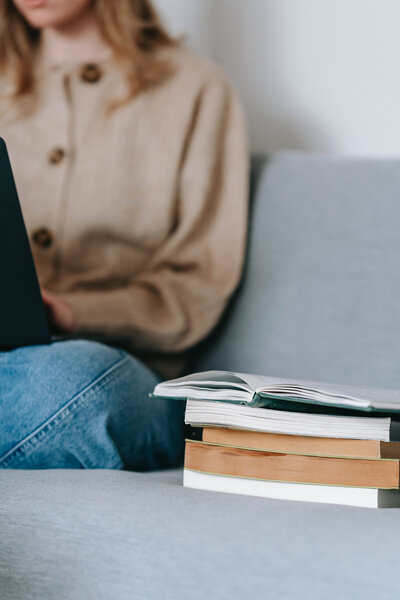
[23,339,126,387]
[0,340,131,468]
[0,341,183,471]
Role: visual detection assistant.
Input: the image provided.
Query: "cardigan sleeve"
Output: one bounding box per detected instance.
[62,74,249,353]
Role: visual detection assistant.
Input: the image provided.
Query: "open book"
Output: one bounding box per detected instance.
[152,370,400,415]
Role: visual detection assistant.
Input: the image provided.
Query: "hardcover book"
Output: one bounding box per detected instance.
[199,427,400,459]
[184,441,400,488]
[183,470,400,508]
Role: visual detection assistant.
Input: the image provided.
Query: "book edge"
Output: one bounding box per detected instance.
[183,470,400,508]
[186,437,399,461]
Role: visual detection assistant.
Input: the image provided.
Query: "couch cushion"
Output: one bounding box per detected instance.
[195,153,400,387]
[1,468,400,600]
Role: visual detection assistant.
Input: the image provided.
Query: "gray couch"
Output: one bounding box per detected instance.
[2,153,400,600]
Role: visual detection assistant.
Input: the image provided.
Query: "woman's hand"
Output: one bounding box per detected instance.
[41,288,75,333]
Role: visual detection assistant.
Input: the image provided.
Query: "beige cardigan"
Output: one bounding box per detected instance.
[0,46,248,377]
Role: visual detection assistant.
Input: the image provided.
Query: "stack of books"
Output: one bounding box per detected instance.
[153,371,400,508]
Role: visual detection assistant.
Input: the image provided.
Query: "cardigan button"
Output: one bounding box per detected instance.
[48,147,65,165]
[32,227,53,249]
[80,63,102,83]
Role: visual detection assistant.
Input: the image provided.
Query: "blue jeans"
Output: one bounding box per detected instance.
[0,340,185,469]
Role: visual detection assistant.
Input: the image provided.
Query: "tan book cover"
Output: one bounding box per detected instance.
[184,441,400,489]
[202,427,400,459]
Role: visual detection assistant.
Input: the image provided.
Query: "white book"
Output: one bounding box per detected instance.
[185,400,400,441]
[184,470,400,508]
[153,370,400,413]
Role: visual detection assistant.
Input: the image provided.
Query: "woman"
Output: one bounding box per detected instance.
[0,0,248,469]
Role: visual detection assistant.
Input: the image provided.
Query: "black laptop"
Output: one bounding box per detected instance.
[0,137,129,350]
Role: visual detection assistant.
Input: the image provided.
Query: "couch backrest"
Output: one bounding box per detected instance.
[193,152,400,387]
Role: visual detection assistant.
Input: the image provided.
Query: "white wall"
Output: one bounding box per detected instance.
[156,0,215,57]
[156,0,400,157]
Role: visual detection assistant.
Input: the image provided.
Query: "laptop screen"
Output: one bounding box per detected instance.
[0,137,51,349]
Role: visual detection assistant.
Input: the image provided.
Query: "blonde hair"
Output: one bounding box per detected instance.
[0,0,178,105]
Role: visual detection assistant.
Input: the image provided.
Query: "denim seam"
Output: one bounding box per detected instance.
[0,355,131,468]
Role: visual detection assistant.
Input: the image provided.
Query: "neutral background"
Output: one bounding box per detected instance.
[156,0,400,157]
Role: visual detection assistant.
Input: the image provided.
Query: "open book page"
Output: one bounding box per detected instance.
[154,370,400,412]
[250,376,400,411]
[153,371,254,402]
